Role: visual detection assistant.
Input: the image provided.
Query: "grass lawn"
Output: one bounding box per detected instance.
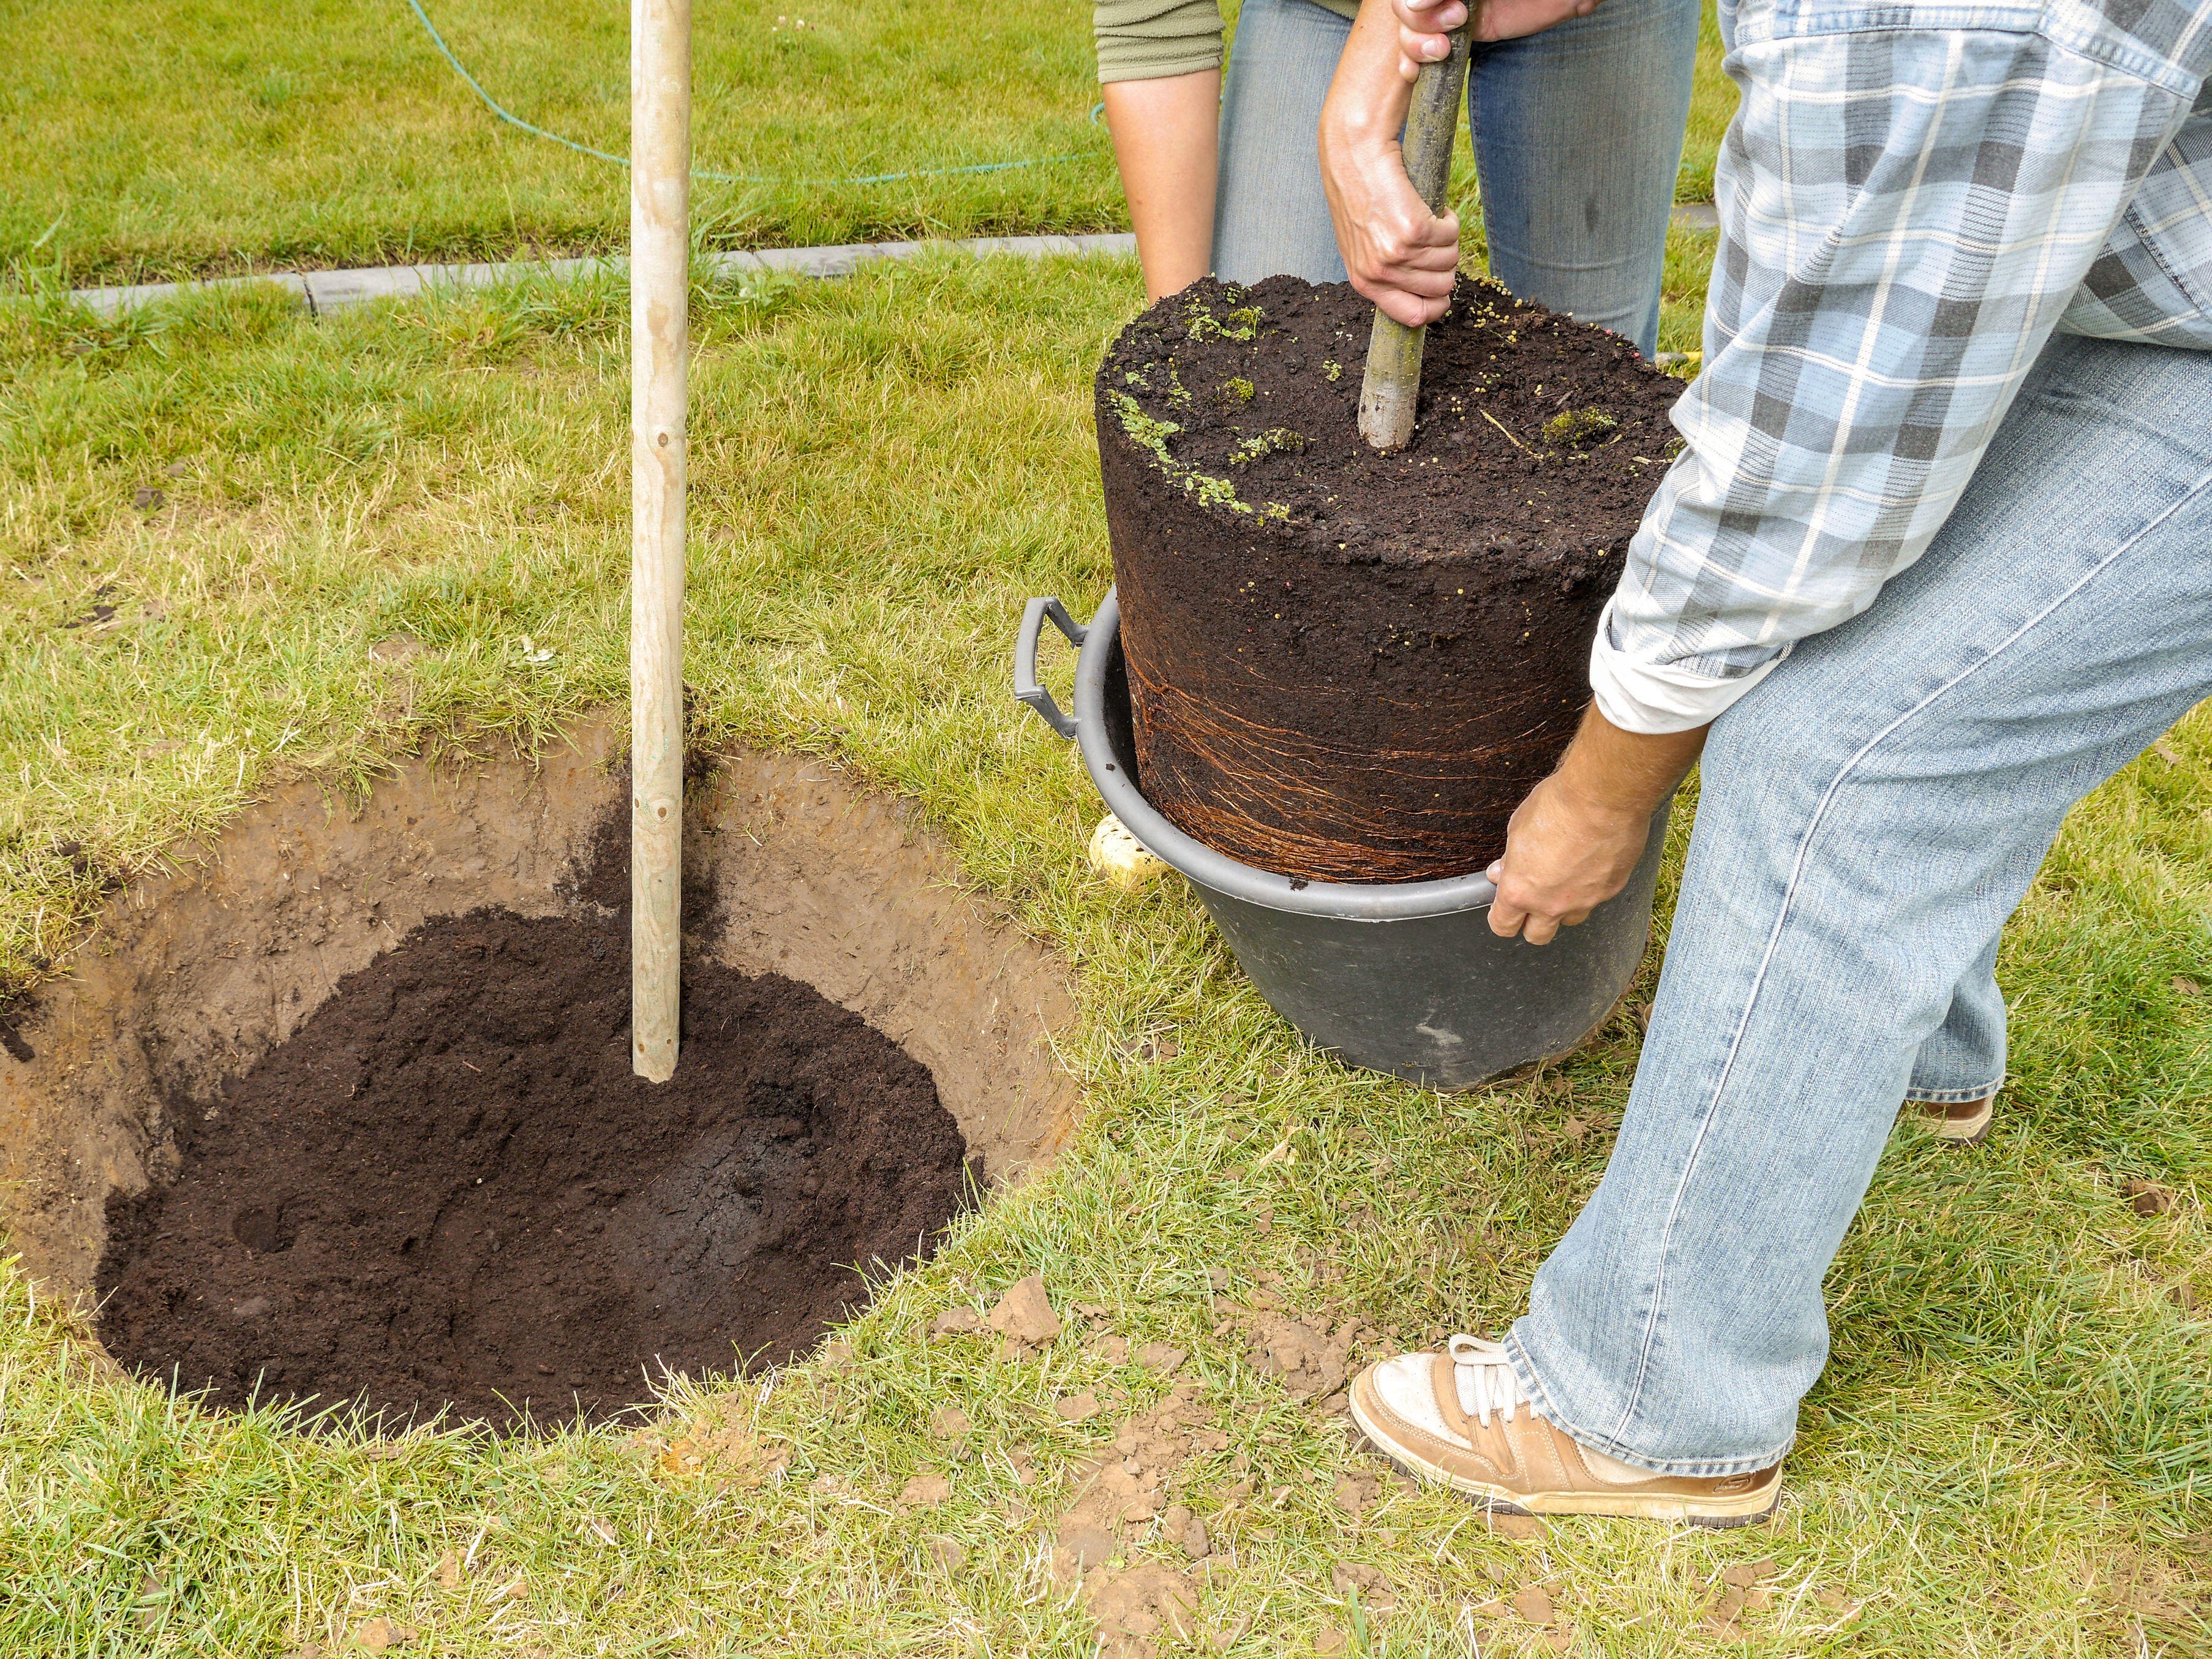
[2,0,1738,286]
[2,225,2209,1652]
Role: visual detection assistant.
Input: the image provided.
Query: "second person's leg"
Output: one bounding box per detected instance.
[1213,0,1355,285]
[1467,0,1698,356]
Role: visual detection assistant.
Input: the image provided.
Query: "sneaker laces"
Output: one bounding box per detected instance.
[1448,1334,1525,1429]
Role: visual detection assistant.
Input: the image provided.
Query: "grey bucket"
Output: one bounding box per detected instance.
[1015,589,1668,1089]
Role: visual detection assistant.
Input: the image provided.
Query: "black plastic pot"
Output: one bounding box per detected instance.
[1016,589,1667,1088]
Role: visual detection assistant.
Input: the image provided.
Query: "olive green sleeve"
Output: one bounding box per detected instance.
[1094,0,1225,85]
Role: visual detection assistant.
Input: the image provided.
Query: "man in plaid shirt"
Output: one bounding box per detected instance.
[1315,0,2212,1521]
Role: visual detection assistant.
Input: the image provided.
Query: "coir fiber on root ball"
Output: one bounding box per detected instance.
[1097,274,1682,883]
[97,909,972,1428]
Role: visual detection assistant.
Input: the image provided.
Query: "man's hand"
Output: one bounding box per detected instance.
[1486,775,1661,944]
[1393,0,1605,81]
[1487,705,1710,944]
[1320,0,1462,327]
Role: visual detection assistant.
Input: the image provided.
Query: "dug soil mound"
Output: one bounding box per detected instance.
[1099,273,1681,882]
[96,908,971,1428]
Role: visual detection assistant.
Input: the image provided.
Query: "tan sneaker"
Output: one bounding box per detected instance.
[1909,1093,1995,1146]
[1088,813,1170,891]
[1348,1336,1783,1528]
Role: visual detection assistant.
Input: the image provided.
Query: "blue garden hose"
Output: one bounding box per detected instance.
[404,0,1106,187]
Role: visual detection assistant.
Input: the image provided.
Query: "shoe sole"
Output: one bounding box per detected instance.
[1347,1399,1781,1529]
[1919,1096,1995,1147]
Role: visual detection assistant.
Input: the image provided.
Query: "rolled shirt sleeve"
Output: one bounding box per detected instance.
[1096,0,1225,83]
[1592,0,2212,735]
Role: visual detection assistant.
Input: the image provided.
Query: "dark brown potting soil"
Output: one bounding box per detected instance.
[96,908,971,1429]
[1099,274,1682,882]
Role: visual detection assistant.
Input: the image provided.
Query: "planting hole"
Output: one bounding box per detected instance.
[1,714,1077,1428]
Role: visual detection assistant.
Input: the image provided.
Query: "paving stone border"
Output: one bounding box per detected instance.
[70,233,1139,318]
[66,205,1718,318]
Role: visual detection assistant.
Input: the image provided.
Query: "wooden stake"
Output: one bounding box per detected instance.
[630,0,689,1082]
[1357,28,1472,453]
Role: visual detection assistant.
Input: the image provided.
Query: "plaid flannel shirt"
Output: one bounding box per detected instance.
[1590,0,2212,734]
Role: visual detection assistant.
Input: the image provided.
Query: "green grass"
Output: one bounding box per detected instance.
[1,0,1740,287]
[1,244,2206,1654]
[1679,0,1736,205]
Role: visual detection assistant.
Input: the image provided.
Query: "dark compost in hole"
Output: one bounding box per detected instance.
[95,907,972,1428]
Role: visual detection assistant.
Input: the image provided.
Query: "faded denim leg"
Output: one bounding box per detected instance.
[1213,0,1354,287]
[1903,936,2011,1104]
[1211,0,1696,355]
[1506,334,2212,1475]
[1468,0,1698,355]
[1887,783,2065,1106]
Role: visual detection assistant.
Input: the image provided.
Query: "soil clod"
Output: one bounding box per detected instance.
[988,1273,1064,1347]
[2124,1179,2176,1216]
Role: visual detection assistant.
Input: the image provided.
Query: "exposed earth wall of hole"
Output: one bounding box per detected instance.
[0,713,1080,1312]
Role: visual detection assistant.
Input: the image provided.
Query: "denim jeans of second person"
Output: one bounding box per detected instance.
[1502,332,2212,1475]
[1212,0,1698,356]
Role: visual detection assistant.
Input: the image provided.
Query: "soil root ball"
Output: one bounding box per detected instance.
[95,909,971,1428]
[1098,273,1682,882]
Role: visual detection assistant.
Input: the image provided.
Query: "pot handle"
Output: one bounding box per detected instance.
[1014,596,1087,740]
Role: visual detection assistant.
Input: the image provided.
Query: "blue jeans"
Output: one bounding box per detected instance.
[1213,0,1699,356]
[1505,333,2212,1475]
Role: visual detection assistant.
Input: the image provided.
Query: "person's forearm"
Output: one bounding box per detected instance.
[1102,72,1221,301]
[1317,0,1459,325]
[1322,0,1416,152]
[1550,704,1708,826]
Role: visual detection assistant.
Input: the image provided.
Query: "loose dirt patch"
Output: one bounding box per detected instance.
[0,714,1078,1421]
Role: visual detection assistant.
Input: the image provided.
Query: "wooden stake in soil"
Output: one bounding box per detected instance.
[630,0,690,1082]
[1357,28,1472,453]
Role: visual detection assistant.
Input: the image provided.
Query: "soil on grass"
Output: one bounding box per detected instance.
[1097,273,1682,882]
[96,908,972,1428]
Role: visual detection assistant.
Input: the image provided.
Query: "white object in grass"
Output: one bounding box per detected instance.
[1088,814,1168,891]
